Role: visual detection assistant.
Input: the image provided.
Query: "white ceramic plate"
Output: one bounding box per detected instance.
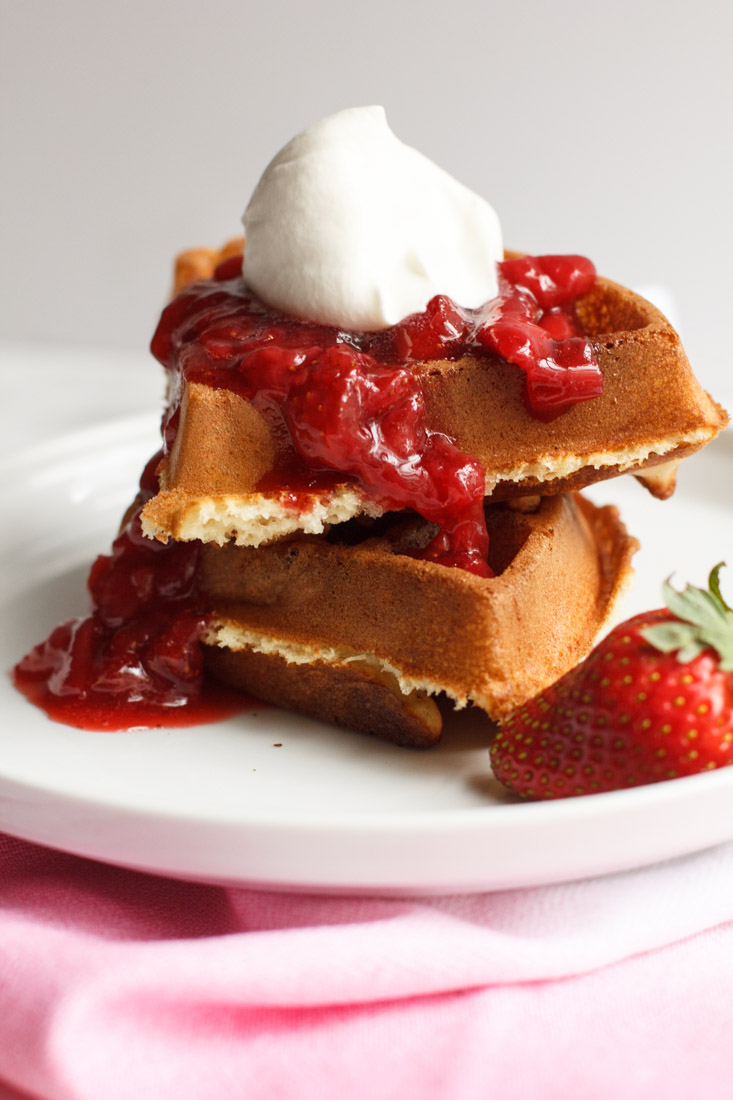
[1,415,732,894]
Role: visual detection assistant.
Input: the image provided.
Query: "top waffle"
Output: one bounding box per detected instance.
[141,243,728,549]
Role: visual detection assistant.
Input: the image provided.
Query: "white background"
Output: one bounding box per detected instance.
[1,0,732,401]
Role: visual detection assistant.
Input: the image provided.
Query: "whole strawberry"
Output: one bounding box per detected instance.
[490,564,733,799]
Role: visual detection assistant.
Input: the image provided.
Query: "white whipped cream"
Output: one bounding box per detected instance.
[242,106,503,331]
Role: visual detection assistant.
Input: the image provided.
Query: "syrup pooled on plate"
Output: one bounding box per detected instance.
[13,453,252,730]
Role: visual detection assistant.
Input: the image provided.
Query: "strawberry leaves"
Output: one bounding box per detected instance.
[642,563,733,671]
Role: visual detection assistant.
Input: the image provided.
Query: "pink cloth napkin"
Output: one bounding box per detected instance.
[2,833,733,1100]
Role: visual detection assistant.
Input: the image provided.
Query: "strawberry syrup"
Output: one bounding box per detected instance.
[13,454,252,729]
[152,252,600,576]
[14,254,600,729]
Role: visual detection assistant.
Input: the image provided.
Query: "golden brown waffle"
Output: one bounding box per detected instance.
[199,493,638,746]
[141,244,727,548]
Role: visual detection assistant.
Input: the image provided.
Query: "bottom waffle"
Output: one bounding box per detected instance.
[199,493,638,747]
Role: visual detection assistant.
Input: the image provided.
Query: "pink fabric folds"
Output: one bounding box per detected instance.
[2,832,733,1100]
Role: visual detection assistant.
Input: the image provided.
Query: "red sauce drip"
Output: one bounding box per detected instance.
[151,252,600,575]
[13,453,255,730]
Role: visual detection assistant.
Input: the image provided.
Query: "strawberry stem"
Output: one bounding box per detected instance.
[709,562,732,612]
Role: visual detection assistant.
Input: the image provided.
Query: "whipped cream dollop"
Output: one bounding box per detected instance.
[242,106,503,331]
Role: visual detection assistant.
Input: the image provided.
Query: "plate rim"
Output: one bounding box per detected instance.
[1,414,732,893]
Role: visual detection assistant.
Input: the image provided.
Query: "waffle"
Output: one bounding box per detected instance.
[141,244,727,549]
[199,493,638,746]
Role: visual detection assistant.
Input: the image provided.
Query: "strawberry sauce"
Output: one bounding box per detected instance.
[152,252,600,576]
[14,253,600,730]
[13,454,251,729]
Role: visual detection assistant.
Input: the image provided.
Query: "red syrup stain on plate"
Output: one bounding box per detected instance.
[13,453,260,731]
[11,667,252,732]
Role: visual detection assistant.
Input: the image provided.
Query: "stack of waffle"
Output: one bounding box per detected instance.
[139,244,727,746]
